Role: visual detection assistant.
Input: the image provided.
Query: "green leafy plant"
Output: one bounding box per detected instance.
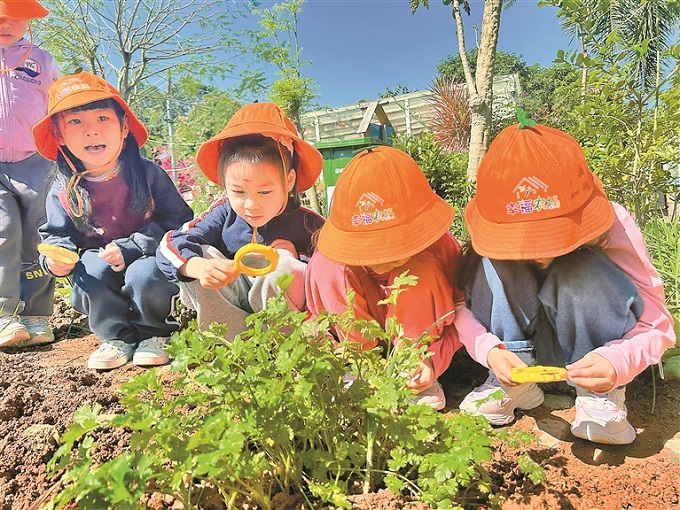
[47,275,540,509]
[394,132,473,240]
[642,217,680,380]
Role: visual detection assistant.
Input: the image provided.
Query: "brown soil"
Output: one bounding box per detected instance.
[0,311,678,510]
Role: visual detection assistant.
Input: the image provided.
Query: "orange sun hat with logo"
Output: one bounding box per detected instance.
[196,102,322,192]
[0,0,49,19]
[464,120,614,260]
[32,71,148,161]
[318,145,455,266]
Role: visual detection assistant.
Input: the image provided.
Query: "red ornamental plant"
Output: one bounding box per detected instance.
[152,144,199,193]
[427,77,471,153]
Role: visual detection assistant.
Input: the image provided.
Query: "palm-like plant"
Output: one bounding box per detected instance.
[611,0,680,91]
[427,76,471,153]
[546,0,680,95]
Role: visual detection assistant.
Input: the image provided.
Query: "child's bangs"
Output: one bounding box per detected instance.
[238,158,281,183]
[68,98,125,117]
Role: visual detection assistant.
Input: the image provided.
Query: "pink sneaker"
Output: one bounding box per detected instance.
[409,380,446,411]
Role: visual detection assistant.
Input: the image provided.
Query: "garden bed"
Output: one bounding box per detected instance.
[0,317,678,509]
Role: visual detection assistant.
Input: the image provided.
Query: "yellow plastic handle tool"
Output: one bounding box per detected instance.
[37,243,80,264]
[232,243,279,277]
[510,366,568,383]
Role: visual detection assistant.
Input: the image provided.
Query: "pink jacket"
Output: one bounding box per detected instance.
[595,203,676,388]
[305,233,503,378]
[0,38,60,162]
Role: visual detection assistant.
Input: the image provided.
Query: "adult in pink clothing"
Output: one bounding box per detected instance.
[456,119,675,445]
[305,146,503,411]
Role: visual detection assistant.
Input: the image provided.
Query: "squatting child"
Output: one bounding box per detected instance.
[305,146,506,410]
[457,120,675,444]
[156,102,325,340]
[33,71,193,370]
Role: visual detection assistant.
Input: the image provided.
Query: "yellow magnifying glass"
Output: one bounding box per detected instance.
[510,366,568,384]
[233,243,279,276]
[37,243,80,264]
[232,228,279,277]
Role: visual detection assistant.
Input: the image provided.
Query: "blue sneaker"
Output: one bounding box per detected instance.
[22,316,55,346]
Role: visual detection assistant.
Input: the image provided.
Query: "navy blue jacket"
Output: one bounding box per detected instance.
[156,196,325,282]
[39,159,193,274]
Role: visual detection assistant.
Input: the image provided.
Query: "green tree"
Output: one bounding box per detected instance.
[247,0,321,212]
[546,0,680,222]
[379,84,413,98]
[516,63,581,130]
[175,89,242,161]
[437,49,528,82]
[542,0,680,101]
[411,0,512,182]
[36,0,253,103]
[248,0,317,131]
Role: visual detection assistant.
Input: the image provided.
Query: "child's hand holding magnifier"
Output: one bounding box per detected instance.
[182,234,279,289]
[189,256,240,289]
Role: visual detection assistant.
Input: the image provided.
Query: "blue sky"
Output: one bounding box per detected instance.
[261,0,575,108]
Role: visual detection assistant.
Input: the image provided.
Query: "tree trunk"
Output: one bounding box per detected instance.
[456,0,503,182]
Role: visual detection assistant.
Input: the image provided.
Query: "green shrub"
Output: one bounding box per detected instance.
[641,217,680,379]
[47,275,539,509]
[394,132,473,240]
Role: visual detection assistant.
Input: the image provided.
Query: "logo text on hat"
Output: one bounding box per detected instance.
[352,192,395,227]
[56,82,90,101]
[507,176,561,215]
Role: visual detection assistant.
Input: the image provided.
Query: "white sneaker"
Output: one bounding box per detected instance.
[0,315,30,347]
[571,387,636,445]
[88,340,135,370]
[22,316,55,346]
[410,380,446,411]
[459,372,544,425]
[133,337,170,366]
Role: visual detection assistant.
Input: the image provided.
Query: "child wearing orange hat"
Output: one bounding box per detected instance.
[156,102,325,341]
[33,71,193,370]
[305,146,505,410]
[457,118,675,444]
[0,0,61,347]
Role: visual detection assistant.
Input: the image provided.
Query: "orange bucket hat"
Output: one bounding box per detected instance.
[0,0,48,19]
[196,102,322,192]
[464,122,614,260]
[32,71,148,161]
[318,146,455,266]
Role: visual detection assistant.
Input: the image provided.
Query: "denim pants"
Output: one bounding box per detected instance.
[71,250,179,344]
[465,250,644,366]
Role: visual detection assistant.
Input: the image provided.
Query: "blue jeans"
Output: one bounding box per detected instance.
[465,250,644,366]
[71,251,179,344]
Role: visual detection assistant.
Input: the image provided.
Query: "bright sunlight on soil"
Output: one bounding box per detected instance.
[0,304,678,510]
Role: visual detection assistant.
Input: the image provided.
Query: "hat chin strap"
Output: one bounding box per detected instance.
[0,24,34,73]
[61,121,130,218]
